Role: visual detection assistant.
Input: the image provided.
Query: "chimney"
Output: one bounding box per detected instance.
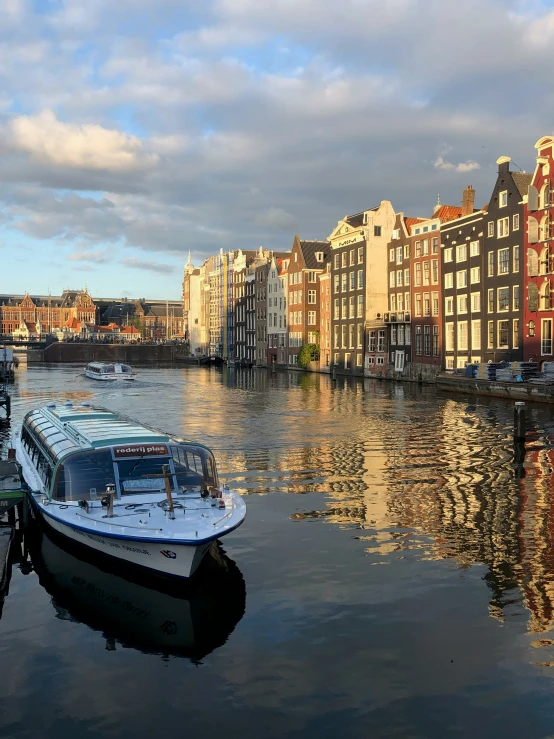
[462,185,475,216]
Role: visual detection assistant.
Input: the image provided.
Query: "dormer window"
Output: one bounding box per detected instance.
[363,213,368,225]
[315,252,324,262]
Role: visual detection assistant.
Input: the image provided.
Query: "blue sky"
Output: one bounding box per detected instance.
[1,0,554,299]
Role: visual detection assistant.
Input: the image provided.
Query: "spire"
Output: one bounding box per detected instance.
[433,193,441,214]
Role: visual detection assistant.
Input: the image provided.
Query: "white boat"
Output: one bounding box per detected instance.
[85,362,136,381]
[13,403,247,579]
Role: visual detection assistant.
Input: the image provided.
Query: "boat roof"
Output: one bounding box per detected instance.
[24,404,174,459]
[87,362,129,368]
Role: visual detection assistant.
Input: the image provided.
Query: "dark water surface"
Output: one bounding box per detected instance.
[2,364,554,738]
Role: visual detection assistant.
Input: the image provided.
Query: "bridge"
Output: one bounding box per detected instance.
[0,337,52,348]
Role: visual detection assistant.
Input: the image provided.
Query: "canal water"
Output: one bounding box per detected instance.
[2,364,554,738]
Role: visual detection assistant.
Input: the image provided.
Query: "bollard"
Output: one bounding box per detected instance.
[514,401,526,441]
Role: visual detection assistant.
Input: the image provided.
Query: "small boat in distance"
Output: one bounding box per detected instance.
[85,362,136,381]
[13,403,247,579]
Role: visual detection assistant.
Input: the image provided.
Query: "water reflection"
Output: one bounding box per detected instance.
[28,528,246,661]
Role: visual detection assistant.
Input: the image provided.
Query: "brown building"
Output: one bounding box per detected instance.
[287,236,330,366]
[0,290,96,335]
[319,263,332,369]
[255,261,269,366]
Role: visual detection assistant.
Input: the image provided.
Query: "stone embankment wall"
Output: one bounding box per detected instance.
[31,343,180,363]
[436,375,554,404]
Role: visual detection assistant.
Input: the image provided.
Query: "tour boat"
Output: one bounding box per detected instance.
[13,403,247,579]
[85,362,136,381]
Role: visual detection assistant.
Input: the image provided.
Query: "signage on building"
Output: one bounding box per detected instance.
[334,232,365,248]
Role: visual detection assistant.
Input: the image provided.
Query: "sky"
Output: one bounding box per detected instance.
[1,0,554,300]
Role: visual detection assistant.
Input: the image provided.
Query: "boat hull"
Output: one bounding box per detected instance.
[85,370,135,381]
[29,495,212,579]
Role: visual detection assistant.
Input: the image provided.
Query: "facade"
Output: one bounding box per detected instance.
[183,254,203,354]
[524,136,554,364]
[410,215,442,368]
[245,271,256,364]
[266,255,290,366]
[441,187,486,370]
[255,262,269,366]
[328,201,396,374]
[287,236,329,367]
[482,157,531,363]
[319,263,331,369]
[234,261,248,363]
[0,290,96,336]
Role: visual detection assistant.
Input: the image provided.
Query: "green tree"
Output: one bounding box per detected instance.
[296,343,320,369]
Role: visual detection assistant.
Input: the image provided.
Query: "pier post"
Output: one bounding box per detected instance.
[514,401,526,441]
[332,365,336,381]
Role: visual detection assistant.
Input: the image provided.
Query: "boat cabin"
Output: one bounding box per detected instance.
[20,405,218,502]
[86,362,133,375]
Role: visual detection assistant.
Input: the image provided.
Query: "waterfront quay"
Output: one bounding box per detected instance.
[3,364,554,737]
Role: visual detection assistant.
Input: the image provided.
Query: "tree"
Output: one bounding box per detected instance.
[296,343,320,369]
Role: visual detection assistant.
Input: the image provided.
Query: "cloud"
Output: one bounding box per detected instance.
[7,110,157,171]
[433,155,481,173]
[121,257,176,274]
[68,249,110,263]
[255,207,296,230]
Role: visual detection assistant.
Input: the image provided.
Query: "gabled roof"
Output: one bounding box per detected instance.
[404,217,425,230]
[512,172,533,198]
[299,240,330,269]
[434,205,463,223]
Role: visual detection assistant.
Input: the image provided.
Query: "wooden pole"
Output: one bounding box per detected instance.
[162,464,175,519]
[514,402,526,441]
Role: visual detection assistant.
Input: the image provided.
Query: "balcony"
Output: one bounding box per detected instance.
[384,311,410,323]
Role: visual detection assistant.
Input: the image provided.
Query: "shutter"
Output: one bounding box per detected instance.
[528,185,539,212]
[528,282,539,312]
[527,249,539,276]
[528,216,539,244]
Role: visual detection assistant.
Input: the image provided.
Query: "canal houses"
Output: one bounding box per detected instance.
[441,187,486,370]
[286,236,330,367]
[319,263,332,370]
[255,260,269,367]
[524,136,554,364]
[329,201,396,375]
[234,259,248,364]
[482,157,531,363]
[266,255,290,367]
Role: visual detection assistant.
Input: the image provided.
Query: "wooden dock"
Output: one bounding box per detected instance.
[0,460,24,593]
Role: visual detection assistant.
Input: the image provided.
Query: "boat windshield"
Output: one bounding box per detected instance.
[54,450,116,502]
[170,444,218,492]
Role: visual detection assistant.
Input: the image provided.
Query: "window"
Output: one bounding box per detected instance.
[444,248,453,263]
[358,270,363,289]
[423,240,429,256]
[456,270,467,289]
[334,275,340,293]
[349,272,355,290]
[424,325,431,355]
[415,325,422,355]
[390,294,396,312]
[349,324,355,348]
[316,252,324,263]
[342,274,348,292]
[374,226,382,237]
[445,297,454,315]
[513,285,520,310]
[432,237,439,254]
[488,289,494,313]
[334,352,339,365]
[457,321,468,351]
[334,254,340,269]
[345,352,351,369]
[415,263,422,286]
[424,293,431,316]
[444,273,454,289]
[498,287,510,311]
[529,320,535,337]
[513,213,520,231]
[423,262,430,285]
[488,252,494,277]
[350,250,355,266]
[342,325,347,348]
[457,295,468,314]
[349,296,355,318]
[415,294,422,316]
[513,245,520,273]
[333,299,339,319]
[471,292,481,312]
[404,244,410,259]
[498,248,509,274]
[357,295,363,318]
[541,280,552,309]
[415,241,422,257]
[487,222,494,238]
[342,298,347,319]
[432,292,439,316]
[391,325,397,345]
[499,190,508,207]
[357,324,363,349]
[341,253,347,268]
[456,244,467,262]
[430,259,438,284]
[308,290,316,304]
[405,325,411,345]
[398,324,405,344]
[389,248,395,262]
[433,326,439,356]
[404,268,410,286]
[498,320,509,348]
[308,331,318,343]
[513,319,519,349]
[308,311,316,325]
[397,293,403,311]
[396,246,403,264]
[356,353,363,367]
[470,266,480,284]
[377,330,385,352]
[358,247,364,264]
[488,321,494,349]
[389,272,395,288]
[369,330,376,352]
[470,240,480,257]
[445,323,454,352]
[498,217,509,237]
[471,320,481,350]
[376,356,384,365]
[446,358,455,370]
[309,272,317,283]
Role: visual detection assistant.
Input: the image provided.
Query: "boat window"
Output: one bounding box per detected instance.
[54,450,116,502]
[171,444,218,490]
[117,457,170,494]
